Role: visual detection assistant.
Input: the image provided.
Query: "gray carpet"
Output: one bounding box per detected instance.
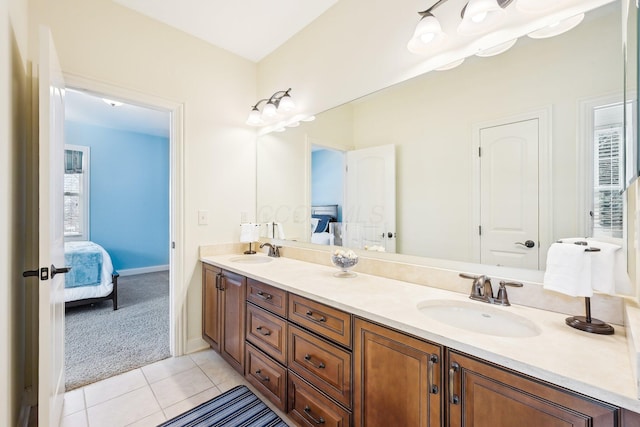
[65,271,171,390]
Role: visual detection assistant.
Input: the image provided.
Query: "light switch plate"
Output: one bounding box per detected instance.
[198,210,208,225]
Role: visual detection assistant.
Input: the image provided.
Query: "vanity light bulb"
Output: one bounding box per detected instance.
[472,11,488,23]
[246,108,262,126]
[408,13,445,54]
[262,102,278,118]
[458,0,505,35]
[421,32,436,44]
[278,95,295,113]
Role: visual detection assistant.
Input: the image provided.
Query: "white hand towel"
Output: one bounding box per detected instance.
[543,243,593,297]
[588,239,620,295]
[239,223,259,243]
[587,237,631,295]
[274,222,286,240]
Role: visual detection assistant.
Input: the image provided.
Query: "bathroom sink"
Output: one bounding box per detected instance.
[417,299,540,338]
[229,256,273,264]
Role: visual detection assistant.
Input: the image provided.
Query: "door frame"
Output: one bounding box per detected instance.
[471,107,552,267]
[63,73,185,356]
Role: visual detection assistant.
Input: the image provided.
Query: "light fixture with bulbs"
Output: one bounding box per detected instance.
[246,88,296,126]
[409,0,591,60]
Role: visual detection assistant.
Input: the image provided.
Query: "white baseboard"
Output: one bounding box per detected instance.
[117,265,169,277]
[186,337,209,355]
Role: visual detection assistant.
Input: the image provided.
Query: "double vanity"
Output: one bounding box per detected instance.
[200,246,640,426]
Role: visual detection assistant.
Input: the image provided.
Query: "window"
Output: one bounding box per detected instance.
[64,145,90,240]
[590,103,629,240]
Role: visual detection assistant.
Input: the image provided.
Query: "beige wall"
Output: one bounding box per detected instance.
[27,0,258,367]
[2,0,30,424]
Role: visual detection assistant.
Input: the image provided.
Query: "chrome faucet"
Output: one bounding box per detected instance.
[459,273,523,306]
[460,273,494,303]
[259,242,281,258]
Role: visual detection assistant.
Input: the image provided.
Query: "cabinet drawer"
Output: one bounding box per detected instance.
[246,278,287,318]
[289,325,352,409]
[245,344,287,412]
[246,303,287,365]
[288,372,351,427]
[289,294,352,348]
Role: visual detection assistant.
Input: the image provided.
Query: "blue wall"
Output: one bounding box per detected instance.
[65,121,169,271]
[311,149,344,221]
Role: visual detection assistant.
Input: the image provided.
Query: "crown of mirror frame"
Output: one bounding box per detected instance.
[408,0,588,60]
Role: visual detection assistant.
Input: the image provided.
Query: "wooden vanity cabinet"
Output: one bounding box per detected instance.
[244,279,289,411]
[353,318,443,427]
[202,263,222,351]
[287,294,353,427]
[201,264,246,375]
[446,350,618,427]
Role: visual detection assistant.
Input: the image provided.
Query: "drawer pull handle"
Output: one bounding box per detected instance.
[449,362,460,405]
[305,310,326,323]
[304,354,326,369]
[303,405,325,424]
[256,326,271,336]
[256,291,272,300]
[428,354,439,394]
[254,369,270,382]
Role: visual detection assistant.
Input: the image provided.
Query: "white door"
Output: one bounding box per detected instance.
[38,27,67,427]
[344,145,396,252]
[480,119,539,269]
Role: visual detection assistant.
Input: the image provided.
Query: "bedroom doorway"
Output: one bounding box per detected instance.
[61,83,180,390]
[311,144,345,246]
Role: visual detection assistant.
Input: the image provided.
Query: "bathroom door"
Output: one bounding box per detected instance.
[344,144,396,252]
[479,119,540,269]
[38,27,67,427]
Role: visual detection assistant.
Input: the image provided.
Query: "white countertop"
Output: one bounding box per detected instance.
[200,253,640,412]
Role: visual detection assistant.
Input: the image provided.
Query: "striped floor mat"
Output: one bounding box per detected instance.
[158,385,288,427]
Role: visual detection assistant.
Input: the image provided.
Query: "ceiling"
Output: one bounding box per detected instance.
[111,0,339,62]
[65,89,171,137]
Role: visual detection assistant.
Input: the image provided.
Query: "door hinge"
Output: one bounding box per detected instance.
[478,146,482,157]
[478,225,482,236]
[171,241,175,249]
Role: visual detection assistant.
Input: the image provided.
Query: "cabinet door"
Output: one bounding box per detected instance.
[220,270,246,374]
[354,318,442,427]
[202,264,221,351]
[447,351,618,427]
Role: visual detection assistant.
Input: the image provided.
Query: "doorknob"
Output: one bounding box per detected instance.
[50,264,71,278]
[515,240,535,248]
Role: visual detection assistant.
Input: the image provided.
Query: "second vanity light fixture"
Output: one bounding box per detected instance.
[246,88,296,126]
[408,0,514,54]
[408,0,585,56]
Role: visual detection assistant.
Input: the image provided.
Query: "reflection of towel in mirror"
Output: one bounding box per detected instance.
[543,243,592,297]
[240,223,260,243]
[263,222,286,239]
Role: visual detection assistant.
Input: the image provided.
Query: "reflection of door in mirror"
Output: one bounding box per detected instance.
[344,145,396,253]
[478,119,540,269]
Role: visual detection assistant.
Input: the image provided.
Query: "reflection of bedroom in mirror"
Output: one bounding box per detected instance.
[311,144,345,246]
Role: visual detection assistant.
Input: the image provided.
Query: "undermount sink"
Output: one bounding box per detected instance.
[417,299,540,338]
[229,256,273,264]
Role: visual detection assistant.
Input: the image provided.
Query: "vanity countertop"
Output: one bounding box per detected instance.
[200,253,639,412]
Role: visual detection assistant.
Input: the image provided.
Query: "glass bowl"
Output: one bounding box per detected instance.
[331,249,359,278]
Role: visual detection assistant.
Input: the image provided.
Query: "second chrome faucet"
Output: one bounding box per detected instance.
[459,273,523,306]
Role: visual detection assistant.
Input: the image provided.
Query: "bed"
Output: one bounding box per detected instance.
[311,205,341,246]
[64,241,119,310]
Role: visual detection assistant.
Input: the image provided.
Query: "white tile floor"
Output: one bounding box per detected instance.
[61,349,294,427]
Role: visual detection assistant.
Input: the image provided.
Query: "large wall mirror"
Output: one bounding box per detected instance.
[257,0,638,289]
